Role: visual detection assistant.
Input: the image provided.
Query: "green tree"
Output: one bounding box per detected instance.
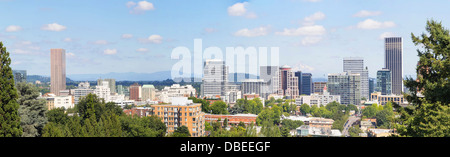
[16,82,48,137]
[397,20,450,137]
[210,101,229,114]
[362,105,377,118]
[172,125,191,137]
[299,103,310,115]
[260,120,281,137]
[0,42,22,137]
[348,125,363,137]
[120,115,166,137]
[281,119,304,130]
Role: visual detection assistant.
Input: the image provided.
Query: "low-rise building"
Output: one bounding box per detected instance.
[295,85,340,107]
[41,93,73,110]
[360,118,377,131]
[159,84,196,103]
[151,97,205,137]
[205,113,257,126]
[370,92,405,105]
[367,128,394,137]
[296,125,342,137]
[123,107,153,118]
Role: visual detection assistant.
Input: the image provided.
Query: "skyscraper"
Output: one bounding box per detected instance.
[376,68,392,95]
[327,72,361,105]
[50,48,66,96]
[278,65,299,98]
[369,78,375,95]
[343,57,369,99]
[201,59,228,98]
[294,71,302,95]
[384,37,403,95]
[260,66,279,97]
[301,73,313,95]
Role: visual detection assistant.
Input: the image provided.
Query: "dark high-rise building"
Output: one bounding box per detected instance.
[376,68,392,95]
[384,37,403,95]
[369,78,375,95]
[294,71,302,95]
[50,48,66,96]
[301,73,312,95]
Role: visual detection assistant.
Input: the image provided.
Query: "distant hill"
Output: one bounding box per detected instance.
[67,71,172,81]
[66,71,259,82]
[27,75,74,83]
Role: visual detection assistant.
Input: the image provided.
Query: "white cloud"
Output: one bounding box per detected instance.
[234,26,270,37]
[276,25,326,36]
[63,38,73,42]
[93,40,109,45]
[5,25,22,32]
[353,10,382,17]
[301,36,323,46]
[128,1,155,14]
[121,34,133,39]
[228,2,247,16]
[66,52,76,57]
[356,19,396,29]
[379,32,396,40]
[126,1,136,8]
[228,2,257,19]
[136,48,149,52]
[41,23,66,31]
[147,35,163,43]
[103,49,117,55]
[302,12,325,25]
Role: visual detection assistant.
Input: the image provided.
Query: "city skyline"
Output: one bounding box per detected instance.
[3,0,449,79]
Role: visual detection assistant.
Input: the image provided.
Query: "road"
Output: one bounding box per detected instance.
[342,116,359,137]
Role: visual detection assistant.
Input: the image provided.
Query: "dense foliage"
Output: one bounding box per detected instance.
[397,20,450,137]
[17,82,48,137]
[0,42,22,137]
[42,93,166,137]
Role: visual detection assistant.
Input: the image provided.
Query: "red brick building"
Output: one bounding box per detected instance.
[205,114,257,126]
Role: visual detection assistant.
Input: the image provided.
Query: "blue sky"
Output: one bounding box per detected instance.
[1,0,450,79]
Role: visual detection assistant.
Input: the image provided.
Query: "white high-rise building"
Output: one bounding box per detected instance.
[94,81,111,102]
[343,57,369,100]
[260,66,279,99]
[71,81,94,105]
[201,59,228,98]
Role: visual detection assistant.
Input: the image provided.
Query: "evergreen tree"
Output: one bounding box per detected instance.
[397,20,450,137]
[16,82,48,137]
[0,42,22,137]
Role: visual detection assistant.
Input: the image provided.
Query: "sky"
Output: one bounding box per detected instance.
[1,0,450,79]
